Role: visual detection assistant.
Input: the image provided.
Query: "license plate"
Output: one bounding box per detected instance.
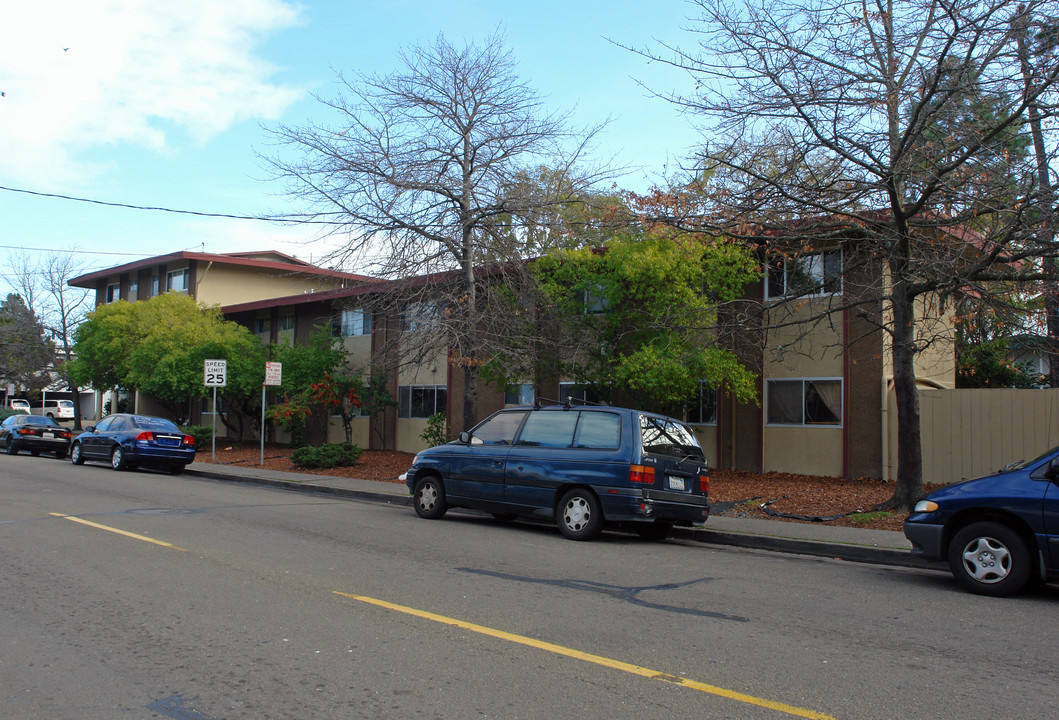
[667,476,686,491]
[42,432,54,439]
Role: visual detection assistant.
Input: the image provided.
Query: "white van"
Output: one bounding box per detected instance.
[31,399,76,420]
[8,399,30,414]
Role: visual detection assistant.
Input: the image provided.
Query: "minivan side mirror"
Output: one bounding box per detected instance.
[1048,459,1059,482]
[459,431,472,444]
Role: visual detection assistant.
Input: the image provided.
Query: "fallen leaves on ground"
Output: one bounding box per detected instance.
[200,444,916,532]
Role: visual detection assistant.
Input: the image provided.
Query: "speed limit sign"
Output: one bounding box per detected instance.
[204,359,227,387]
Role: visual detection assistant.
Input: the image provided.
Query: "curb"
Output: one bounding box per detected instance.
[186,467,940,571]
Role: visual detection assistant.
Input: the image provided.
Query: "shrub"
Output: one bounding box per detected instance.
[421,413,448,447]
[290,442,363,469]
[181,424,213,449]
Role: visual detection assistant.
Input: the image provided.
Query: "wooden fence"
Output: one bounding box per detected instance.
[886,388,1059,485]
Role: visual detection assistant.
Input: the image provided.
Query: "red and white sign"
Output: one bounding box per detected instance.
[264,362,283,386]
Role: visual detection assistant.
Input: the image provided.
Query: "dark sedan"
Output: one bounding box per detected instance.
[70,413,195,474]
[1,414,72,458]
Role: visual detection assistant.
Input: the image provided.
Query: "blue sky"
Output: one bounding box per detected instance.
[0,0,706,294]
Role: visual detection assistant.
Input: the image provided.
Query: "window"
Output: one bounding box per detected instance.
[402,302,439,332]
[766,379,842,426]
[128,276,138,300]
[687,382,718,425]
[583,284,609,314]
[504,383,535,406]
[398,385,447,418]
[105,283,120,304]
[332,308,371,337]
[518,412,580,448]
[255,318,270,336]
[766,249,842,298]
[468,411,527,445]
[166,267,189,293]
[150,274,160,297]
[277,314,295,332]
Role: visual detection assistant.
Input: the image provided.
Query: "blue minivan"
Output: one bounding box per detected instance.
[904,445,1059,596]
[401,403,709,540]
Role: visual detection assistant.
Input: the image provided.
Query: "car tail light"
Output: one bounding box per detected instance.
[629,465,655,484]
[183,435,195,446]
[699,474,709,493]
[134,431,155,442]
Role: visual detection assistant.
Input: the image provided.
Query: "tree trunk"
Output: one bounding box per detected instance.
[886,280,925,510]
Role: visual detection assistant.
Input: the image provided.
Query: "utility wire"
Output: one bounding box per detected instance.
[0,184,334,224]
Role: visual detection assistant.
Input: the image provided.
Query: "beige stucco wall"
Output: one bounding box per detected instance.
[761,300,846,378]
[398,352,448,387]
[326,416,371,447]
[195,264,351,307]
[763,426,844,476]
[396,418,430,454]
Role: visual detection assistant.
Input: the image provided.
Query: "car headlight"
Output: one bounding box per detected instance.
[913,500,939,513]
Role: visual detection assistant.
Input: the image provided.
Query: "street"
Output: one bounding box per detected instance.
[2,453,1057,719]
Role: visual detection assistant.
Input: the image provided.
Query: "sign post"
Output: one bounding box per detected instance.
[204,360,227,462]
[261,362,282,465]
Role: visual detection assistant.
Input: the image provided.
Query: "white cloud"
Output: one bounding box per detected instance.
[0,0,304,188]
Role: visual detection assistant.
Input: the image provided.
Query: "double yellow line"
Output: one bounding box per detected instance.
[335,592,835,720]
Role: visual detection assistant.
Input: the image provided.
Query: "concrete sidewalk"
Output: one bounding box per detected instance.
[184,461,940,571]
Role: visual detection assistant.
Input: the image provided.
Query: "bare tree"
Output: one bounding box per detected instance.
[637,0,1059,508]
[11,251,93,429]
[265,32,615,430]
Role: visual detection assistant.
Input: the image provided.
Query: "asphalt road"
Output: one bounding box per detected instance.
[2,453,1057,720]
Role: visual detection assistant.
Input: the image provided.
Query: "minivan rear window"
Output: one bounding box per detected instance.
[639,415,704,460]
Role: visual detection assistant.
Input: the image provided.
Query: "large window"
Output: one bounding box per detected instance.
[766,379,842,426]
[398,385,447,418]
[105,283,120,304]
[687,381,718,425]
[332,308,371,337]
[766,249,842,299]
[517,411,621,450]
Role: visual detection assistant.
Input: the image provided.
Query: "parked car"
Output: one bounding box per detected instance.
[30,398,76,420]
[904,446,1059,596]
[0,414,73,457]
[70,413,196,474]
[401,403,710,541]
[8,399,30,414]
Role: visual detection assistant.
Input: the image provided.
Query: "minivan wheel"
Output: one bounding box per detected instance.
[413,476,448,519]
[111,446,128,471]
[557,489,603,541]
[70,442,84,465]
[948,521,1031,597]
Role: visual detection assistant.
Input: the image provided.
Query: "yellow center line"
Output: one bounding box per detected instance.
[334,592,834,720]
[49,513,187,552]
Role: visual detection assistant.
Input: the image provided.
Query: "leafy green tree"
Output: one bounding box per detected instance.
[68,293,267,433]
[521,233,761,415]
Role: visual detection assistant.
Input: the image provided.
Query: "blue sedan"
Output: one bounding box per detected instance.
[70,413,196,474]
[904,446,1059,596]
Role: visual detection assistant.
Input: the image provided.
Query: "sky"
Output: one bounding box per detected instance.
[0,0,708,295]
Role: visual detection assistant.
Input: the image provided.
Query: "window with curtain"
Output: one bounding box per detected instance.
[766,379,842,426]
